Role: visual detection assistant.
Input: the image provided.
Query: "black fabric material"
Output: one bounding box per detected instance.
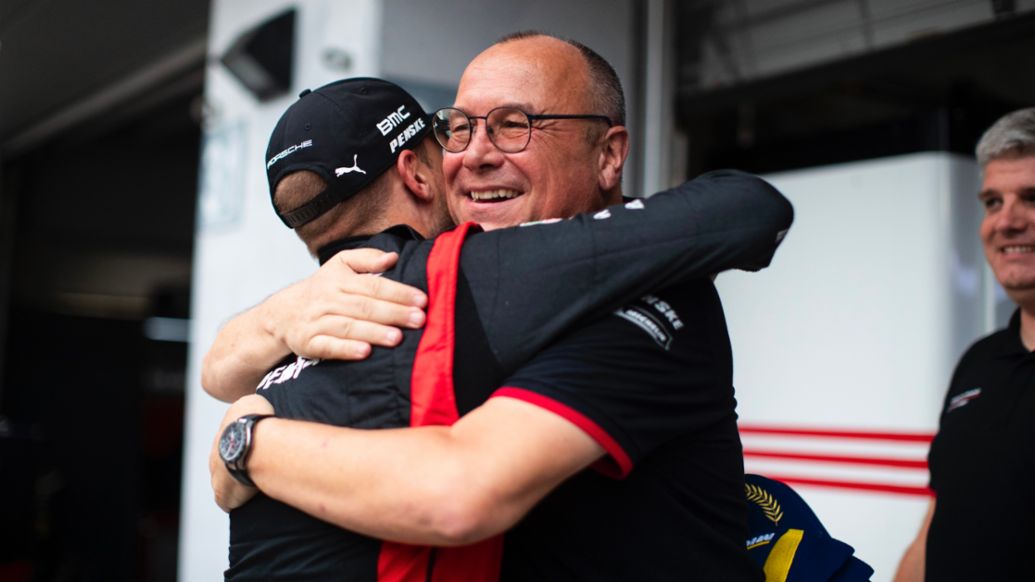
[453,270,506,415]
[499,281,761,582]
[315,224,424,265]
[925,309,1035,581]
[227,230,427,582]
[226,171,793,580]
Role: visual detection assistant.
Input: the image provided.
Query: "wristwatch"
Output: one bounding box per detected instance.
[219,414,274,487]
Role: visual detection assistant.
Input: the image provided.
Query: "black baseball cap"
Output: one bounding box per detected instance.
[265,77,432,228]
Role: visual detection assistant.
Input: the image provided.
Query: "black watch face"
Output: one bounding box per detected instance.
[220,422,246,463]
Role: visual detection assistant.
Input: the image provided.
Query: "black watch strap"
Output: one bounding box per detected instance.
[221,413,274,488]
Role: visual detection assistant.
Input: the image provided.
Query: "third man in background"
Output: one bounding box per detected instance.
[895,107,1035,581]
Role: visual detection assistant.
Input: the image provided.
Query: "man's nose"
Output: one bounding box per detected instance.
[462,121,505,170]
[996,197,1029,233]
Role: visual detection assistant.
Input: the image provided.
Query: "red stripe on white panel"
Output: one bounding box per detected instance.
[740,423,936,498]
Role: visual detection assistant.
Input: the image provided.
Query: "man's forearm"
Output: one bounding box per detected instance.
[244,397,602,546]
[248,419,481,545]
[201,250,430,403]
[893,498,934,582]
[202,303,288,402]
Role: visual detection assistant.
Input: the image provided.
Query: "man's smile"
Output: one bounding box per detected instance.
[999,244,1035,255]
[469,188,523,201]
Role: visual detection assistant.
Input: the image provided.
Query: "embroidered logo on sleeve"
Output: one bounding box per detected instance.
[746,533,776,550]
[613,294,684,350]
[746,483,784,526]
[946,387,982,413]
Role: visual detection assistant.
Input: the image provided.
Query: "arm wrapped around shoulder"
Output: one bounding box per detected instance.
[661,169,794,272]
[469,169,794,369]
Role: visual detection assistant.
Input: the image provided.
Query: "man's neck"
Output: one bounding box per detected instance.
[1019,307,1035,351]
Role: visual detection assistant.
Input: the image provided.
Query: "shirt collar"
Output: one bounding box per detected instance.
[996,308,1029,356]
[315,224,424,265]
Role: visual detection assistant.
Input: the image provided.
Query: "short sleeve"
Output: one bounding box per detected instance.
[492,279,737,478]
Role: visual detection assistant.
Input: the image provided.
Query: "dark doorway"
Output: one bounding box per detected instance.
[0,72,202,582]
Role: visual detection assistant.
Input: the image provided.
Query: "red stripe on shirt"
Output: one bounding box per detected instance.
[408,222,473,427]
[493,386,633,478]
[379,222,503,582]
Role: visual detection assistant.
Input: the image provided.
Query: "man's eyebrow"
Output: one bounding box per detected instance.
[451,102,539,114]
[978,187,1035,199]
[498,102,537,112]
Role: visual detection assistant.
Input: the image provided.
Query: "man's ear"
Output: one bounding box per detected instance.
[597,126,629,192]
[397,149,434,202]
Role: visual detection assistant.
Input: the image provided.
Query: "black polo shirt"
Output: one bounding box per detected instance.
[498,285,760,581]
[926,309,1035,581]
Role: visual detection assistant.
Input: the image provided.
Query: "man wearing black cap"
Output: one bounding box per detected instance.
[199,77,452,401]
[264,79,451,245]
[209,34,785,581]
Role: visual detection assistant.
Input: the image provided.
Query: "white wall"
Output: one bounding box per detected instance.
[717,152,993,581]
[180,1,637,579]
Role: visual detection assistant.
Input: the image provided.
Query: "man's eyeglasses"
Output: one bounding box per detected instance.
[432,107,613,154]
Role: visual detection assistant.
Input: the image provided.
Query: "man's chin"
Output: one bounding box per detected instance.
[477,221,511,232]
[1001,282,1035,308]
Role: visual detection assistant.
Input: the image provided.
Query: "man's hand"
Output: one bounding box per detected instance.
[264,249,428,362]
[202,248,428,402]
[210,394,276,512]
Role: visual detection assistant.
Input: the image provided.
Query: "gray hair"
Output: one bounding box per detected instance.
[976,107,1035,167]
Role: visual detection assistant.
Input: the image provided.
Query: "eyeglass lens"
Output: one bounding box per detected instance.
[432,107,532,154]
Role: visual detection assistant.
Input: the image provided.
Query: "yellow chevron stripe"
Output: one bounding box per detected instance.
[763,529,804,582]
